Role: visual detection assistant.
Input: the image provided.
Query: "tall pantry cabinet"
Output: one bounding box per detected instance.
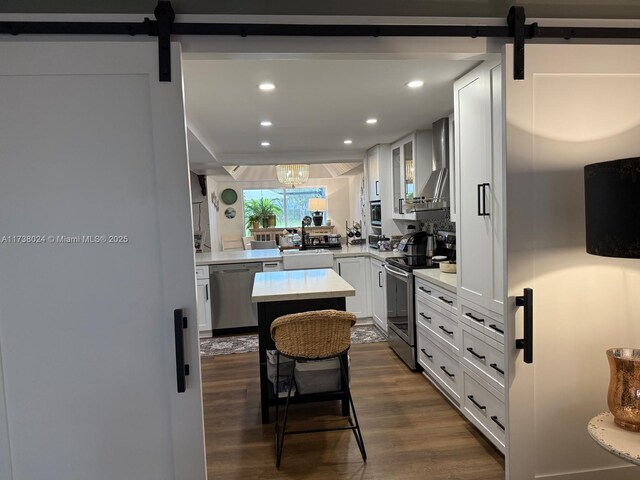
[453,59,507,453]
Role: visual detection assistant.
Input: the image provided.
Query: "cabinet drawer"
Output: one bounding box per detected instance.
[461,328,505,395]
[195,266,208,279]
[462,371,506,453]
[416,297,459,356]
[415,277,458,316]
[460,301,504,345]
[417,330,461,403]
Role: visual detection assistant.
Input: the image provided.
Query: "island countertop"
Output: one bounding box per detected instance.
[251,268,356,303]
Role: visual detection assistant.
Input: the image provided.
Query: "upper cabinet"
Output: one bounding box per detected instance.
[391,130,433,220]
[367,145,381,202]
[454,60,504,315]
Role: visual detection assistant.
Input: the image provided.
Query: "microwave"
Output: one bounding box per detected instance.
[370,201,381,226]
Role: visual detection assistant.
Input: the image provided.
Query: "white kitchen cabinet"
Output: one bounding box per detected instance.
[454,60,504,315]
[334,257,371,319]
[370,259,387,332]
[367,145,381,201]
[196,275,212,338]
[391,130,433,220]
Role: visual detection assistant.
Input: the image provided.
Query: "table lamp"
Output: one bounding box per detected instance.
[309,198,327,226]
[584,156,640,431]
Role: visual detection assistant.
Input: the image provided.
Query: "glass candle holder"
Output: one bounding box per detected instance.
[607,348,640,432]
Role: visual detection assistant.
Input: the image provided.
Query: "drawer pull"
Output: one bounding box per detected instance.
[420,348,433,359]
[466,312,484,324]
[438,325,454,336]
[466,347,486,360]
[467,395,486,411]
[418,286,431,294]
[490,363,505,375]
[419,312,432,322]
[488,324,504,335]
[491,416,506,431]
[440,366,455,378]
[438,296,454,305]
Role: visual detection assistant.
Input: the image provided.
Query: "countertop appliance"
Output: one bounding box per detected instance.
[370,200,381,227]
[396,231,428,267]
[368,233,388,249]
[209,262,262,332]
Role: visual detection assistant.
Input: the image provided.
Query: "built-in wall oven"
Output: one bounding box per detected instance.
[370,201,381,227]
[384,260,417,370]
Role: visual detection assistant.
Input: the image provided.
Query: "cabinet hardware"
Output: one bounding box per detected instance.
[398,198,404,215]
[490,363,505,375]
[466,347,486,360]
[440,366,455,378]
[438,325,454,336]
[378,271,382,288]
[466,312,484,323]
[482,183,490,216]
[420,348,433,359]
[338,263,341,276]
[264,263,278,267]
[477,184,483,216]
[375,180,379,196]
[488,324,504,335]
[419,286,431,294]
[467,395,486,410]
[173,309,190,393]
[491,416,506,431]
[205,284,209,301]
[515,287,534,364]
[419,312,431,322]
[438,296,454,305]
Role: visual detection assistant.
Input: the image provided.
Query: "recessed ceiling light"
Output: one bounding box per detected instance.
[344,139,353,145]
[259,83,276,91]
[260,120,273,127]
[261,141,271,147]
[366,118,378,125]
[407,80,424,89]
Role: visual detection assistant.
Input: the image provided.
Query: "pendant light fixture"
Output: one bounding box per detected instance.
[276,164,310,188]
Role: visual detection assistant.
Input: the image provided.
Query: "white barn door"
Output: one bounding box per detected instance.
[0,42,206,480]
[505,44,640,480]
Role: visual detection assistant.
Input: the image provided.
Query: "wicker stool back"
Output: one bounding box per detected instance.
[270,309,356,360]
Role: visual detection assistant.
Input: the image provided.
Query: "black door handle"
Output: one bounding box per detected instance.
[378,271,382,288]
[477,184,483,216]
[466,347,486,360]
[440,365,455,378]
[515,288,534,364]
[467,395,486,410]
[205,284,209,301]
[438,325,454,336]
[490,363,505,375]
[466,312,484,324]
[398,198,404,215]
[491,416,505,431]
[173,309,190,393]
[438,296,453,305]
[488,324,504,335]
[418,286,431,294]
[419,312,431,322]
[420,348,433,359]
[482,183,490,216]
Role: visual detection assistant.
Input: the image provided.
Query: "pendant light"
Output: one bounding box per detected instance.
[276,164,310,188]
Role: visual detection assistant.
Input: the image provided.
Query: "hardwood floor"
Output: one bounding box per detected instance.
[201,342,504,480]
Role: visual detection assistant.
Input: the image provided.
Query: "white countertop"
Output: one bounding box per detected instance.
[413,268,457,293]
[588,412,640,466]
[251,268,356,303]
[195,245,401,266]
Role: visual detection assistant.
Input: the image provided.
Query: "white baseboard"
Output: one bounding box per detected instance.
[536,464,638,480]
[355,317,374,326]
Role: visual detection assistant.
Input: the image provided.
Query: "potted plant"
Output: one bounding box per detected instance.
[244,198,282,229]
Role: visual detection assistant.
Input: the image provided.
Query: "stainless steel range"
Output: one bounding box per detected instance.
[384,231,456,370]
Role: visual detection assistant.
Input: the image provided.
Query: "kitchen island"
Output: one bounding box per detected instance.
[251,268,355,423]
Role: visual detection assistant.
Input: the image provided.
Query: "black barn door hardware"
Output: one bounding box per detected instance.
[174,308,190,393]
[3,2,640,81]
[515,288,534,364]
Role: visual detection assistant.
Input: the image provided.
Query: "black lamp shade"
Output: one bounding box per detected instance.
[584,157,640,258]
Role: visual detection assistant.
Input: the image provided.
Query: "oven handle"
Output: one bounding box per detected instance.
[383,263,410,278]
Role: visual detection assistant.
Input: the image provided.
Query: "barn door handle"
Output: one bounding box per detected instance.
[174,309,190,393]
[515,288,534,364]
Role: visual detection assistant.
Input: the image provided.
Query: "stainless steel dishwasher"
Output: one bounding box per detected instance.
[209,262,263,331]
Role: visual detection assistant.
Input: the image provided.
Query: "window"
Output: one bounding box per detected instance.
[243,187,327,233]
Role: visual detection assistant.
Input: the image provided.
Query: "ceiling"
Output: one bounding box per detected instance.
[183,58,479,176]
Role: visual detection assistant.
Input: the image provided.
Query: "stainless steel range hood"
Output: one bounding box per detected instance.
[406,117,450,213]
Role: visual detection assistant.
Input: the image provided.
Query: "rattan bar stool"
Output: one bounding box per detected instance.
[270,309,367,468]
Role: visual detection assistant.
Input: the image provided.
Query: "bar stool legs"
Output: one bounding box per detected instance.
[273,353,367,468]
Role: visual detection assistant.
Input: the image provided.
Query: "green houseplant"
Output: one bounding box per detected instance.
[244,198,282,229]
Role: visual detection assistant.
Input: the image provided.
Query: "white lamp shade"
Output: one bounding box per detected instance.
[309,198,327,212]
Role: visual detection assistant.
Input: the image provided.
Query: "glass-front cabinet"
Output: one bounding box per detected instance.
[391,130,432,220]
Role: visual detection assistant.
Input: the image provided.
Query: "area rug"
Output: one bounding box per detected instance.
[200,325,386,357]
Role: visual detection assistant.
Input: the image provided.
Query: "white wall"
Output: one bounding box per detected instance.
[189,171,210,251]
[209,176,353,250]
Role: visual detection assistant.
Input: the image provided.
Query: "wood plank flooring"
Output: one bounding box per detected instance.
[201,342,504,480]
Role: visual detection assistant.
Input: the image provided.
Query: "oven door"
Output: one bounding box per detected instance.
[384,263,414,346]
